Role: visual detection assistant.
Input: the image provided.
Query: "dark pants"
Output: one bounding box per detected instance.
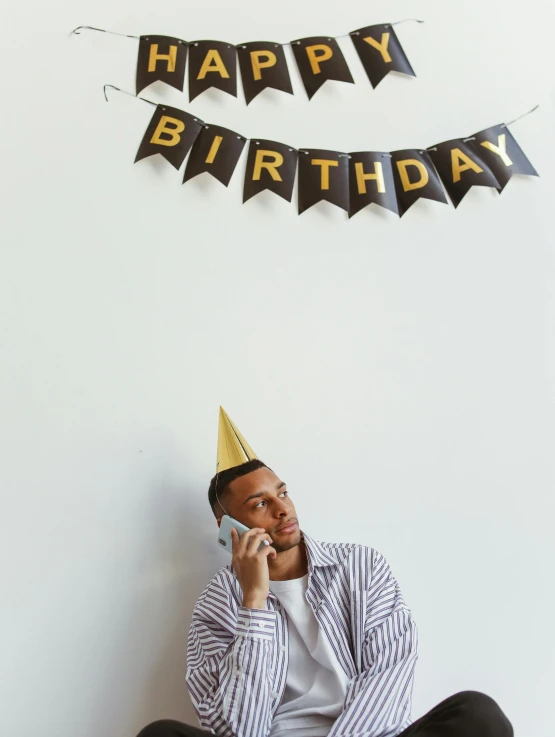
[137,690,514,737]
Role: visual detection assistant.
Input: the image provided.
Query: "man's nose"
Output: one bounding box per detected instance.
[275,498,290,513]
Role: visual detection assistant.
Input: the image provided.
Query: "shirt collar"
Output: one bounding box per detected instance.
[300,529,340,571]
[263,530,339,602]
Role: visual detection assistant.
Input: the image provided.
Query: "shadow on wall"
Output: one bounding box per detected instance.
[111,474,224,737]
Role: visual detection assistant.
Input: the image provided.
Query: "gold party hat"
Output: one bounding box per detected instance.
[216,406,258,473]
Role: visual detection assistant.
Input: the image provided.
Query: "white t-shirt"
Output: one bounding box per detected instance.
[268,573,350,737]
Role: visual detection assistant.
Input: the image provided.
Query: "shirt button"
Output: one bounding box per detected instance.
[280,645,286,652]
[272,691,279,698]
[258,622,265,628]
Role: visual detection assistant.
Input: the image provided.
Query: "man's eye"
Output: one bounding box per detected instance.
[254,491,288,508]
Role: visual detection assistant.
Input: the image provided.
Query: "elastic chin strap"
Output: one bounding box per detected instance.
[215,471,228,517]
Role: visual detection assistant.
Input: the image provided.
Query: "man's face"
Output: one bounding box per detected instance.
[218,467,301,552]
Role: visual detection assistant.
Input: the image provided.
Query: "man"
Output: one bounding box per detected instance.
[138,408,513,737]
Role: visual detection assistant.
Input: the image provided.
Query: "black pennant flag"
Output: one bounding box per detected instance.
[473,124,538,192]
[348,151,399,217]
[183,125,247,187]
[298,149,349,214]
[243,140,298,203]
[188,40,237,101]
[428,139,500,208]
[350,24,415,88]
[390,149,448,216]
[136,35,188,95]
[291,37,354,100]
[134,105,203,169]
[237,42,293,104]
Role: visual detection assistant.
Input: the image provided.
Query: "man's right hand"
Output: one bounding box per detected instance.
[231,526,277,609]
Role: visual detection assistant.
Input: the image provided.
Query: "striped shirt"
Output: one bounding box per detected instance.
[186,530,418,737]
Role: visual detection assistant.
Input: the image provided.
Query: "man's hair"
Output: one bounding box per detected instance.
[208,459,271,518]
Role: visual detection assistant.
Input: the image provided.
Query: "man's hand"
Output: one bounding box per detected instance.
[231,526,277,609]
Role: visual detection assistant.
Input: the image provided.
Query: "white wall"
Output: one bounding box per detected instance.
[1,1,554,735]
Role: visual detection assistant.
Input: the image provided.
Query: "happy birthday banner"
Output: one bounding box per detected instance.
[72,22,421,103]
[106,86,538,217]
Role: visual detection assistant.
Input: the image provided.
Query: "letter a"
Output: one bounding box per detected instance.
[197,50,230,79]
[451,148,483,183]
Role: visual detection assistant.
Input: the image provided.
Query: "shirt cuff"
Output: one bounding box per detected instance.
[235,605,278,641]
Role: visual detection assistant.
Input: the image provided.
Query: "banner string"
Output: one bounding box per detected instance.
[72,19,424,46]
[103,84,536,160]
[103,84,293,148]
[72,26,140,39]
[390,19,425,25]
[429,105,540,148]
[503,104,539,128]
[103,84,156,105]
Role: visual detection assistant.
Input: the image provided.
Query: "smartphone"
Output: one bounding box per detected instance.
[218,514,270,554]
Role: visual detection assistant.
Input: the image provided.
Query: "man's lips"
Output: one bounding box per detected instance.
[275,521,297,533]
